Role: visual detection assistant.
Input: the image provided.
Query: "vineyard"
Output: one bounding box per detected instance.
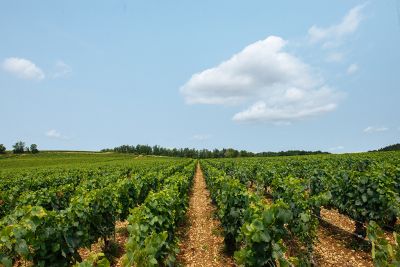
[201,152,400,266]
[0,152,399,266]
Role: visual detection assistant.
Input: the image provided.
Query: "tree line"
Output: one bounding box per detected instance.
[0,141,39,154]
[101,144,329,158]
[369,143,400,152]
[377,143,400,152]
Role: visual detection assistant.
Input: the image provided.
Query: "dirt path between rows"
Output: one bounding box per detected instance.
[314,223,372,267]
[177,163,235,267]
[263,195,373,266]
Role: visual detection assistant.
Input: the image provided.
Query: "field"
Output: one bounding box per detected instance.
[0,152,399,266]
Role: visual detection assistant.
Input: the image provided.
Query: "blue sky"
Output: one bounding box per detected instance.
[1,1,399,153]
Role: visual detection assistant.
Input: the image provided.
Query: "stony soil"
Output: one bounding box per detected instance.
[176,164,235,267]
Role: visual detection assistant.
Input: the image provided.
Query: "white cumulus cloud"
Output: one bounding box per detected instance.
[181,36,343,123]
[363,126,389,133]
[308,4,365,48]
[45,129,69,140]
[233,97,337,123]
[2,57,45,80]
[347,63,359,74]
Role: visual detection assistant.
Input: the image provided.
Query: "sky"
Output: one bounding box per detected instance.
[1,1,399,153]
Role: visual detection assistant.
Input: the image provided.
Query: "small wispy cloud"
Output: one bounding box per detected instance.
[52,61,72,78]
[347,63,359,75]
[192,134,211,141]
[45,129,70,140]
[308,4,366,48]
[326,52,345,63]
[363,126,389,133]
[2,57,45,81]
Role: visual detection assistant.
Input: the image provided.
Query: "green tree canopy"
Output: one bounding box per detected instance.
[12,141,25,154]
[0,144,6,154]
[30,144,39,154]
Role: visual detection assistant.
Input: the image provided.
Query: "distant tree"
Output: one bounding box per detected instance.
[224,148,239,158]
[30,144,39,154]
[239,150,249,157]
[212,149,221,158]
[136,144,152,155]
[13,141,25,154]
[0,144,6,154]
[153,145,161,156]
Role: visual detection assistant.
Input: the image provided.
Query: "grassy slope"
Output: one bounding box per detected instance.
[0,152,139,170]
